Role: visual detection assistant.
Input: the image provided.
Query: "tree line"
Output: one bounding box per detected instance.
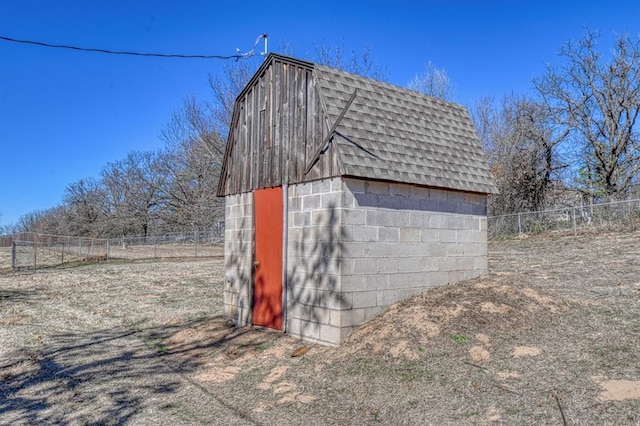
[475,30,640,216]
[5,30,640,235]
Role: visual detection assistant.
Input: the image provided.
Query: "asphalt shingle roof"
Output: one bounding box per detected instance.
[314,64,498,194]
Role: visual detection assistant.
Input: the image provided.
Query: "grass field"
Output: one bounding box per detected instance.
[1,232,639,425]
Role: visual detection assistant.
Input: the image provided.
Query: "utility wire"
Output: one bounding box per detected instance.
[0,33,268,60]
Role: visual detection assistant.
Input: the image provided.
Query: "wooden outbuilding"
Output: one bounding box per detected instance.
[217,54,497,345]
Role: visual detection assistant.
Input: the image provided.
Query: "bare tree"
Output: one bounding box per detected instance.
[158,96,226,231]
[100,151,163,237]
[314,42,388,81]
[408,61,455,101]
[535,30,640,200]
[62,178,108,236]
[207,62,256,136]
[473,95,569,215]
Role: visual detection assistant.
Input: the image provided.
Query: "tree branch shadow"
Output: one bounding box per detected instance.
[0,316,265,425]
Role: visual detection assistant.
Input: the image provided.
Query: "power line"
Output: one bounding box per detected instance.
[0,33,268,60]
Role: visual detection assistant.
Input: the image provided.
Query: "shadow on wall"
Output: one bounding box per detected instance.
[224,217,252,327]
[287,202,350,339]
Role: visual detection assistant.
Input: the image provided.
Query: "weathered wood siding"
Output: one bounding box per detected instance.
[219,57,340,196]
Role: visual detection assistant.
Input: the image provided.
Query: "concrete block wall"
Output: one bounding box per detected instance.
[223,177,489,346]
[285,178,347,345]
[338,177,488,336]
[223,192,254,326]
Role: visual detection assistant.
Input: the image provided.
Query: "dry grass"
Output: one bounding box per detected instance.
[1,233,639,424]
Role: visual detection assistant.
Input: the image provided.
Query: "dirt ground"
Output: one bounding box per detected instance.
[1,232,639,425]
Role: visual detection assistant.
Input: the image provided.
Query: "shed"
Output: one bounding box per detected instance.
[218,54,498,345]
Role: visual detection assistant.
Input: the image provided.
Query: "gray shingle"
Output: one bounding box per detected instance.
[314,65,498,194]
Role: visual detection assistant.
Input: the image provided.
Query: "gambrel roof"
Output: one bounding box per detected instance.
[217,54,497,196]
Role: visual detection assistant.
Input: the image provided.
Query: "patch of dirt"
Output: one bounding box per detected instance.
[0,316,28,325]
[593,377,640,401]
[339,273,567,361]
[512,346,542,357]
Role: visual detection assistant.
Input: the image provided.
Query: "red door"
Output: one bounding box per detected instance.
[253,187,283,329]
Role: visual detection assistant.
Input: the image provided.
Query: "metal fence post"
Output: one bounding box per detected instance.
[11,241,16,269]
[572,208,577,236]
[106,238,110,261]
[33,235,37,270]
[517,213,522,235]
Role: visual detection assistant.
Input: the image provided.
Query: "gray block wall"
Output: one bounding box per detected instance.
[223,177,489,346]
[337,177,488,341]
[285,178,347,345]
[223,192,254,326]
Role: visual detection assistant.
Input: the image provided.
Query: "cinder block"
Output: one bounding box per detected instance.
[398,287,424,300]
[430,189,448,201]
[341,307,367,327]
[437,256,459,272]
[378,227,400,242]
[293,211,311,227]
[388,272,413,289]
[398,257,424,273]
[322,191,341,208]
[429,271,450,287]
[389,183,412,197]
[420,198,439,212]
[377,289,399,306]
[454,257,474,270]
[465,193,481,204]
[340,275,364,292]
[298,320,321,340]
[329,309,341,327]
[302,194,321,210]
[447,243,465,256]
[400,227,421,242]
[286,317,302,337]
[449,270,466,283]
[410,213,430,228]
[364,306,385,322]
[344,178,365,194]
[287,302,311,321]
[439,229,457,243]
[354,193,378,207]
[320,324,342,345]
[330,177,343,193]
[447,191,466,203]
[447,215,466,230]
[354,258,379,274]
[472,204,488,215]
[456,203,474,215]
[295,182,312,196]
[396,196,421,210]
[352,291,378,308]
[420,229,439,243]
[463,243,482,256]
[351,225,378,242]
[473,256,488,271]
[365,181,389,195]
[342,241,365,258]
[363,242,389,258]
[309,304,332,324]
[429,215,448,229]
[378,258,399,273]
[342,208,365,227]
[312,179,331,194]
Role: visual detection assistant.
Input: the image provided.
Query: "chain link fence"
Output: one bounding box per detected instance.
[1,230,224,271]
[488,198,640,239]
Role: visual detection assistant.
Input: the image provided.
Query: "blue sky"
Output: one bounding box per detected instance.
[1,1,638,227]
